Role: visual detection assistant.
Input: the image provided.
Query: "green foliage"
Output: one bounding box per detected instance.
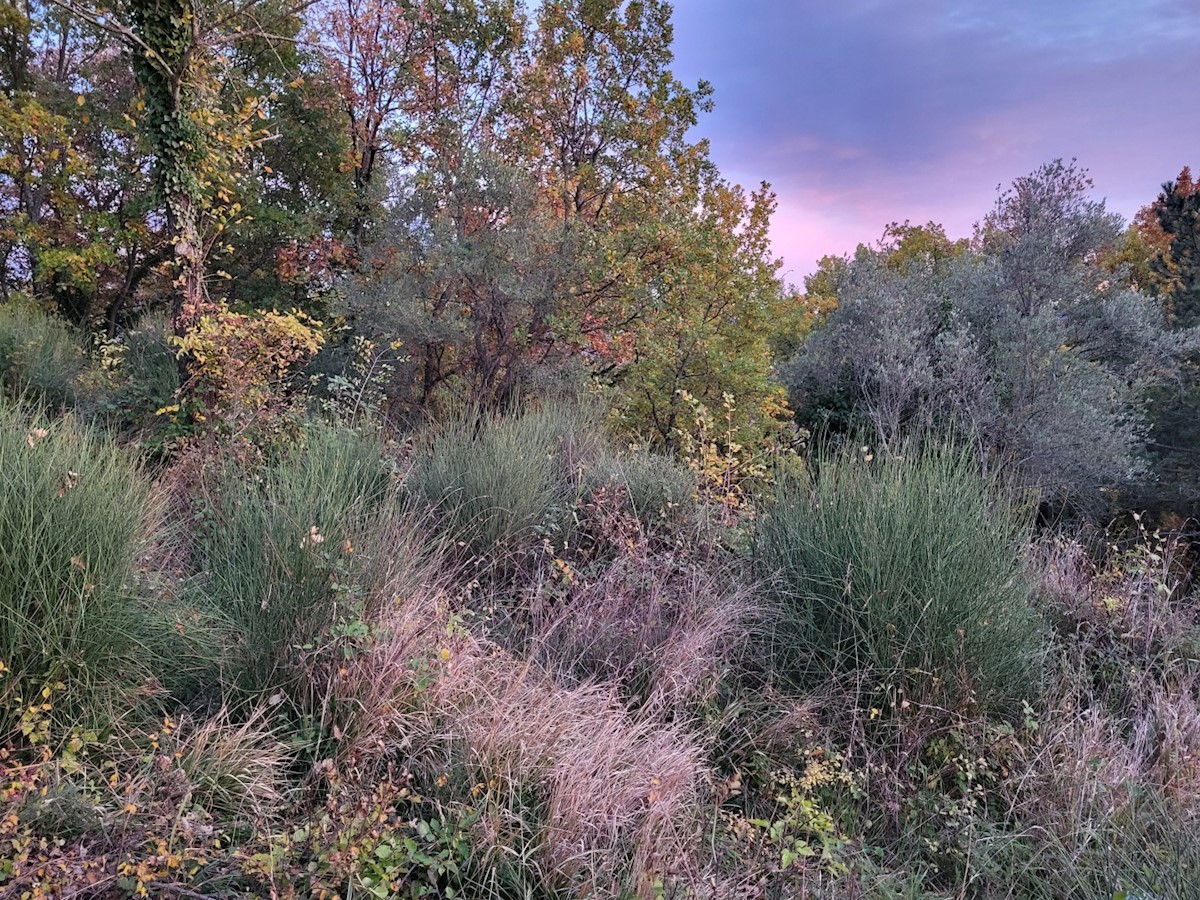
[0,21,163,328]
[757,443,1045,714]
[786,161,1171,518]
[194,423,390,696]
[0,301,87,406]
[0,399,178,732]
[1131,166,1200,521]
[127,0,205,201]
[610,179,798,455]
[408,403,599,569]
[240,776,481,899]
[2,0,1199,894]
[353,153,567,413]
[93,314,181,443]
[584,446,697,533]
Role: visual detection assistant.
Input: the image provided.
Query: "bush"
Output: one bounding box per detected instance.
[407,403,601,569]
[0,400,178,732]
[95,314,180,442]
[757,443,1045,714]
[784,162,1170,520]
[193,423,392,698]
[0,301,88,407]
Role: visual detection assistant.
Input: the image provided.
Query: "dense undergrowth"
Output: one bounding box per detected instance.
[1,305,1198,900]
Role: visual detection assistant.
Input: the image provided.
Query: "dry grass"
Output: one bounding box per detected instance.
[1027,530,1200,809]
[430,650,706,896]
[997,530,1200,896]
[1033,531,1199,657]
[526,540,760,719]
[171,705,294,823]
[320,508,715,898]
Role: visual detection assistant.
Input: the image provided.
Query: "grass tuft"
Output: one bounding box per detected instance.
[0,399,176,732]
[0,301,87,408]
[757,442,1046,715]
[193,423,392,698]
[407,402,602,572]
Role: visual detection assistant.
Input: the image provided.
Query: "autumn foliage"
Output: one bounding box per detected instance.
[2,1,1200,898]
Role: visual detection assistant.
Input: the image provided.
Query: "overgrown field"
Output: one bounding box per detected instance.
[2,1,1199,892]
[1,306,1197,899]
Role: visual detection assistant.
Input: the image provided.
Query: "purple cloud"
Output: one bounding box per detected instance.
[669,0,1200,283]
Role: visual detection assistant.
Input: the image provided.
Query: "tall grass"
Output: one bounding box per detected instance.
[583,447,697,533]
[757,442,1045,714]
[0,400,171,731]
[345,602,707,899]
[194,423,392,697]
[0,301,87,407]
[407,403,602,569]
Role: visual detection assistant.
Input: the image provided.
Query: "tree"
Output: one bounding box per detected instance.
[0,3,168,326]
[785,160,1172,517]
[499,0,716,374]
[349,150,568,413]
[504,0,709,226]
[333,0,799,456]
[612,177,795,452]
[1150,167,1200,328]
[310,0,521,244]
[217,17,358,312]
[46,0,316,341]
[880,219,968,274]
[1132,167,1200,520]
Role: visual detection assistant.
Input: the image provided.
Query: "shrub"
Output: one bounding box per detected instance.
[95,314,180,443]
[0,301,87,407]
[194,423,392,698]
[784,162,1171,520]
[407,403,601,569]
[172,302,323,436]
[0,400,170,732]
[757,443,1045,714]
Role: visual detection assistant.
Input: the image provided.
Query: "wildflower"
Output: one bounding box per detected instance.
[302,525,325,548]
[26,428,48,447]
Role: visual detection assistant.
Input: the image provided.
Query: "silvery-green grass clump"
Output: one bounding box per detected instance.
[758,441,1045,715]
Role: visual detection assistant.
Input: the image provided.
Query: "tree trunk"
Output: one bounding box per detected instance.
[168,190,207,384]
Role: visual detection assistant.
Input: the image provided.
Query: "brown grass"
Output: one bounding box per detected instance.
[318,502,717,898]
[526,542,760,720]
[1012,531,1200,873]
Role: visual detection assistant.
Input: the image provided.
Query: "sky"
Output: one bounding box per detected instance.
[668,0,1200,286]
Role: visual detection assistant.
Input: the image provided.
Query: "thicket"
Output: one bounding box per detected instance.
[784,161,1177,520]
[3,353,1197,897]
[1,0,1198,895]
